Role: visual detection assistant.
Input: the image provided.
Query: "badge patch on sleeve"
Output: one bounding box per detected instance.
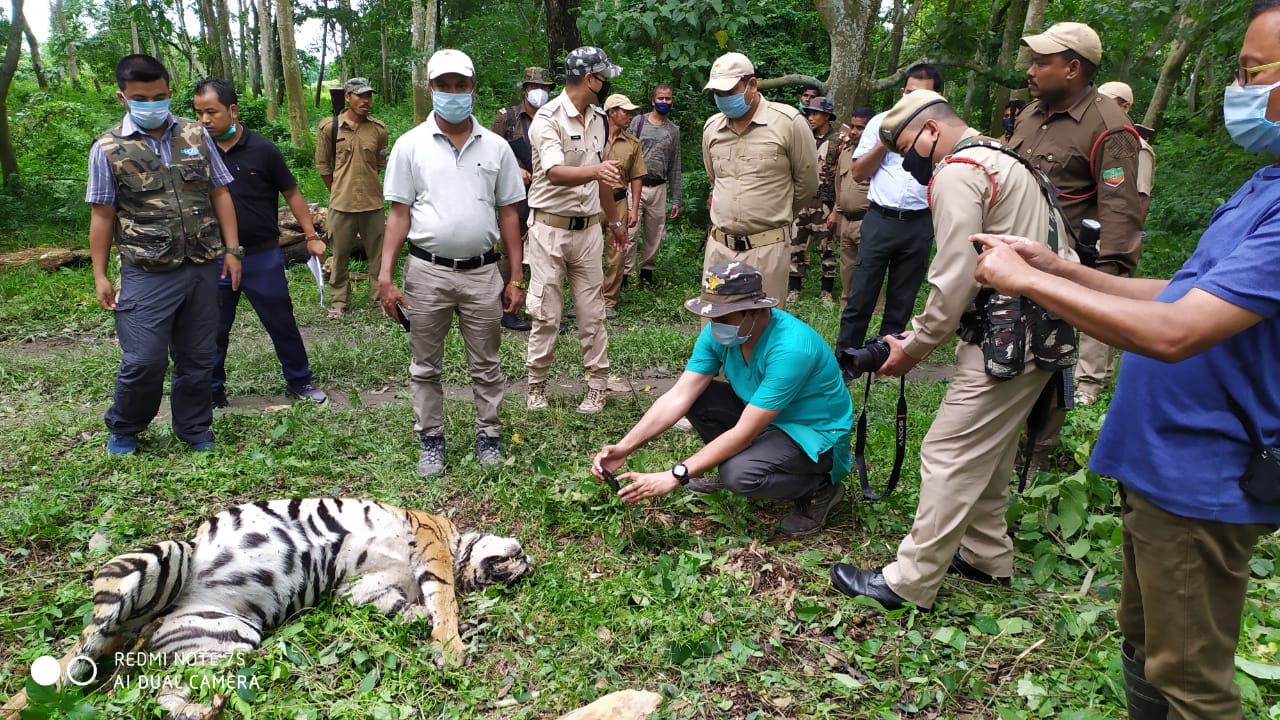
[1102,167,1125,188]
[180,147,201,157]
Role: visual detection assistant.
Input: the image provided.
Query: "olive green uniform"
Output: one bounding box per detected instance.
[789,127,839,288]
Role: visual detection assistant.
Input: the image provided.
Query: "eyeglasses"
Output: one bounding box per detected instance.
[1235,60,1280,86]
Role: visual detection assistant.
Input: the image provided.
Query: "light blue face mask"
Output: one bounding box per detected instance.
[1224,80,1280,155]
[710,313,757,347]
[714,92,751,119]
[432,91,473,124]
[128,98,171,130]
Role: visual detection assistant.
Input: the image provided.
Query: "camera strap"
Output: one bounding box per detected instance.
[854,373,907,501]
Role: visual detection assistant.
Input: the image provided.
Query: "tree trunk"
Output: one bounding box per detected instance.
[129,0,142,54]
[315,17,329,107]
[1186,44,1206,115]
[1143,6,1209,130]
[411,0,437,125]
[21,11,46,89]
[0,0,25,184]
[198,0,225,79]
[51,0,80,88]
[258,0,278,118]
[339,0,351,82]
[276,0,309,145]
[965,0,1002,122]
[1009,0,1047,103]
[237,0,253,90]
[215,0,238,86]
[172,0,197,80]
[989,0,1027,133]
[380,5,391,103]
[885,0,924,79]
[813,0,878,112]
[543,0,581,71]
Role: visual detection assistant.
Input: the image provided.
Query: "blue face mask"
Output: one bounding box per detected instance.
[214,123,237,141]
[1224,80,1280,155]
[128,98,171,130]
[432,91,473,124]
[714,92,750,119]
[710,313,757,347]
[655,102,672,115]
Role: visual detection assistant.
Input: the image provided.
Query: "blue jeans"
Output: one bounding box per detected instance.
[212,248,313,393]
[105,261,219,443]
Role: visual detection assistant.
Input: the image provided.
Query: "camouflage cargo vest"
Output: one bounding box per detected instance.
[97,118,222,271]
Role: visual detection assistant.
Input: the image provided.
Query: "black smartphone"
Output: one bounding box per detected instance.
[394,303,410,331]
[601,466,621,492]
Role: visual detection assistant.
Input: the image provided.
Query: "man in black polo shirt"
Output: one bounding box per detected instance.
[192,79,328,406]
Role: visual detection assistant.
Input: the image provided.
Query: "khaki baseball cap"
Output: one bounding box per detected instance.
[879,90,949,148]
[704,52,754,92]
[1021,22,1103,66]
[1097,81,1134,105]
[603,94,639,112]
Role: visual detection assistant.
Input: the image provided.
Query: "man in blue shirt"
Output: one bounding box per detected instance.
[972,5,1280,713]
[591,261,853,537]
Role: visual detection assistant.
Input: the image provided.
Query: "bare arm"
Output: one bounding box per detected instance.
[378,202,411,317]
[89,204,117,310]
[546,161,620,187]
[210,185,241,290]
[282,187,326,258]
[974,235,1262,362]
[498,204,525,315]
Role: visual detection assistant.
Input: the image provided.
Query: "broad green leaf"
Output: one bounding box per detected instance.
[973,614,1000,635]
[358,666,380,694]
[1235,656,1280,679]
[831,672,862,689]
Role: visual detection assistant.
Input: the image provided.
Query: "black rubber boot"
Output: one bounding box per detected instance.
[788,275,804,291]
[638,268,654,288]
[1121,643,1169,720]
[821,276,835,293]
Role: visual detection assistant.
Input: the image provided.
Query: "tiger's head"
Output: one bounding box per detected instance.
[454,533,532,593]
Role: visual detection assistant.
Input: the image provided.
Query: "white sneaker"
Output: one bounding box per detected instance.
[527,382,549,411]
[576,387,607,414]
[1074,389,1100,407]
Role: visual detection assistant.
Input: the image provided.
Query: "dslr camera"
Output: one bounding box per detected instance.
[839,333,905,381]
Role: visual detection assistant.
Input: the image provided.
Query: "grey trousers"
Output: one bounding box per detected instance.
[687,380,831,500]
[105,261,219,444]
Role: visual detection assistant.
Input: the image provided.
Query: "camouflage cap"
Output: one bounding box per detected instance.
[683,261,779,318]
[522,67,554,87]
[802,96,836,117]
[344,77,375,95]
[565,46,622,79]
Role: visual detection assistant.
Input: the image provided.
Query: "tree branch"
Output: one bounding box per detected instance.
[870,54,1023,92]
[758,73,826,93]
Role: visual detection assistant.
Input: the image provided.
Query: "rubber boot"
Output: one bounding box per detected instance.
[1121,643,1169,720]
[638,268,654,288]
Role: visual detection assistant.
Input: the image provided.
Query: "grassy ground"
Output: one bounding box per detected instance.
[2,216,1279,720]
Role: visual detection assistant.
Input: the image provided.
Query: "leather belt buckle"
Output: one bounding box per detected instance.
[567,216,588,231]
[729,234,751,252]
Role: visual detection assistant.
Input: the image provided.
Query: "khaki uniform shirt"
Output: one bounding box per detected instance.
[702,100,818,235]
[1137,138,1156,197]
[316,113,388,213]
[527,91,608,216]
[491,104,536,143]
[834,138,870,215]
[1009,88,1142,275]
[606,130,647,192]
[903,129,1068,359]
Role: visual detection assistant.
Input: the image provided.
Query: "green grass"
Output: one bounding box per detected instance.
[3,182,1280,718]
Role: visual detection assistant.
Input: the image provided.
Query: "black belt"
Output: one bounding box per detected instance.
[641,176,667,187]
[841,210,867,221]
[408,244,499,270]
[869,202,930,221]
[612,187,628,202]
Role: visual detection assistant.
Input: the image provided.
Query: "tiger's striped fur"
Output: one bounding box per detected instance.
[5,498,530,720]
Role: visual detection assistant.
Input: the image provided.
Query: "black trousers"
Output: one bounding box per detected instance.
[687,380,831,500]
[835,208,933,353]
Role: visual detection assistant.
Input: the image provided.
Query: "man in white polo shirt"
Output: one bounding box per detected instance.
[835,63,943,359]
[378,48,526,477]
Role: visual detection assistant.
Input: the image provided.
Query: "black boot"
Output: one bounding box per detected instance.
[501,312,531,331]
[1121,643,1169,720]
[638,268,654,288]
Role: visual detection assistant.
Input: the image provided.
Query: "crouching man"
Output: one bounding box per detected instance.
[591,261,852,537]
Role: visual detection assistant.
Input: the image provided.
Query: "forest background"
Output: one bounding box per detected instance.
[1,0,1279,718]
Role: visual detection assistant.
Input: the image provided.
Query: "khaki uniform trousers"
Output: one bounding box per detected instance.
[525,220,610,390]
[702,231,791,310]
[882,341,1052,608]
[1074,265,1124,395]
[403,258,504,438]
[602,198,630,308]
[626,183,668,273]
[328,208,385,312]
[1118,487,1277,720]
[837,216,863,309]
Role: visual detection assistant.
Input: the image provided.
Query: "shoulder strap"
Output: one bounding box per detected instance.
[636,112,646,137]
[853,375,908,501]
[950,136,1066,253]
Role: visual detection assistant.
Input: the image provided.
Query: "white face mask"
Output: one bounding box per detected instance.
[527,88,549,108]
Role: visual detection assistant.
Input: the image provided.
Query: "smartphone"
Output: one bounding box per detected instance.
[394,303,410,331]
[601,466,621,493]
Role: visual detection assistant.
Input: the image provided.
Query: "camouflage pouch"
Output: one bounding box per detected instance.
[1028,300,1078,371]
[981,292,1026,379]
[957,288,991,346]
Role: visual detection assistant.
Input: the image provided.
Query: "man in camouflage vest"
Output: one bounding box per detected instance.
[86,54,242,456]
[789,96,840,305]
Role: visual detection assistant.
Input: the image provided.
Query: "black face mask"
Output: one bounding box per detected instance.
[594,76,611,105]
[901,125,938,187]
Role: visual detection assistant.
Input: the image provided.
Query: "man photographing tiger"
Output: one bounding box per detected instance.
[591,261,852,538]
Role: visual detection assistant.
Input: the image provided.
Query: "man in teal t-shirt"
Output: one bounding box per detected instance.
[591,261,853,537]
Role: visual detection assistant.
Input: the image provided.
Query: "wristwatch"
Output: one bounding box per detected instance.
[508,279,528,291]
[671,462,689,486]
[607,220,624,230]
[223,246,244,258]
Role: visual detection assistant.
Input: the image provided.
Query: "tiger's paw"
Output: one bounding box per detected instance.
[431,637,466,668]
